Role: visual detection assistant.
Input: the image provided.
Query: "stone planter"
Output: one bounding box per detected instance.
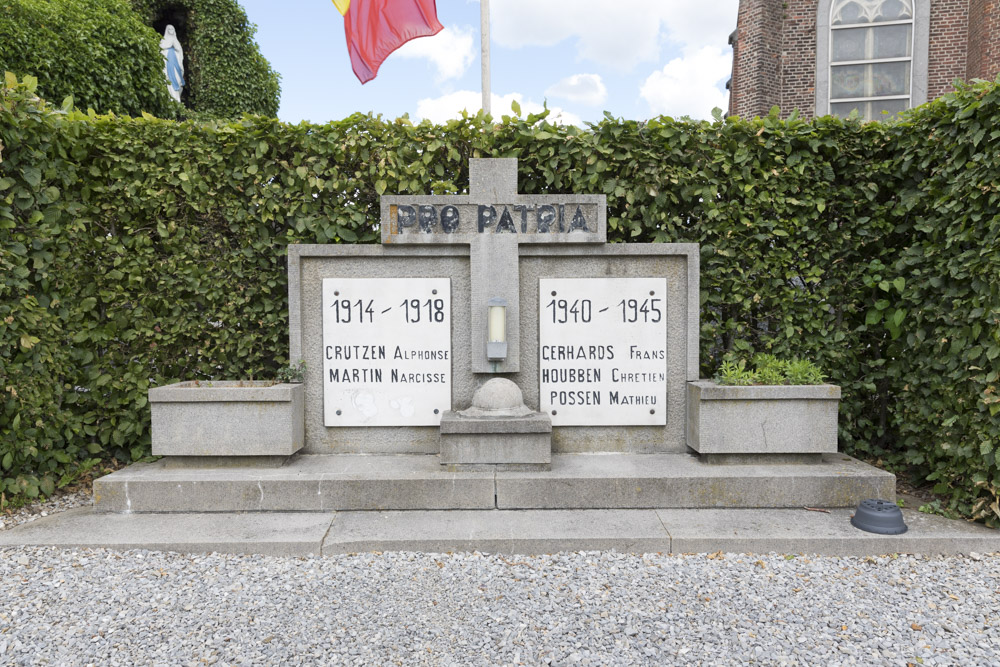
[687,381,841,460]
[150,381,304,457]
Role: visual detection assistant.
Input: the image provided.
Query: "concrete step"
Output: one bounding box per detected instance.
[94,454,495,513]
[93,453,895,513]
[495,452,893,509]
[325,508,1000,557]
[2,507,998,557]
[0,508,333,556]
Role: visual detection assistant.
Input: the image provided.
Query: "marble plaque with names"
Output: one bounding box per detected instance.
[539,278,668,426]
[323,278,451,426]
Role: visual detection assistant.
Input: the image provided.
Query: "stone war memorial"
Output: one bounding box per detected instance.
[11,157,1000,555]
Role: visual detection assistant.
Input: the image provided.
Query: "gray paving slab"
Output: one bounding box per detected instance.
[496,452,895,509]
[94,454,496,512]
[322,509,671,554]
[0,507,336,556]
[2,506,996,557]
[658,508,1000,556]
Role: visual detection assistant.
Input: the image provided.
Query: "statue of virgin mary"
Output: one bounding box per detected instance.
[160,25,185,103]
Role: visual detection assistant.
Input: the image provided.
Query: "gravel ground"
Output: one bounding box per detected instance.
[0,490,92,533]
[2,494,1000,665]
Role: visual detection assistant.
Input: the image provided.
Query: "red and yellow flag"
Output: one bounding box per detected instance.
[333,0,443,84]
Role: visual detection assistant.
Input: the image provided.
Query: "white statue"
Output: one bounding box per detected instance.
[160,25,185,103]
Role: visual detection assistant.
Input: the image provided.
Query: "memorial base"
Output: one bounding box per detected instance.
[439,411,552,468]
[160,455,292,469]
[699,453,824,465]
[90,452,894,513]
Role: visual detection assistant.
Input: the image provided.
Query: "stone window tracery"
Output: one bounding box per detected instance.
[830,0,913,119]
[816,0,927,121]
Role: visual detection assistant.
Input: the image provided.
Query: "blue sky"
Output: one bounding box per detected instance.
[238,0,739,126]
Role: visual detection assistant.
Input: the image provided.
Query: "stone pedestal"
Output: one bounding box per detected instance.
[439,378,552,469]
[440,412,552,468]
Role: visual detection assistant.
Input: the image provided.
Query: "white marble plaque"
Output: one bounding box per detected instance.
[323,278,451,426]
[539,278,667,426]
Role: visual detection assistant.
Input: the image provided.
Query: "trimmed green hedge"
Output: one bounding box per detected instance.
[0,0,177,118]
[0,0,279,119]
[885,91,1000,520]
[130,0,280,118]
[2,73,999,522]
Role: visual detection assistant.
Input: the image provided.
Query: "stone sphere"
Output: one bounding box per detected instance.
[458,378,534,417]
[471,378,524,411]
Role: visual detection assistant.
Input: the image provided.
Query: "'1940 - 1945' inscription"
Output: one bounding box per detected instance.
[393,203,594,235]
[539,278,668,427]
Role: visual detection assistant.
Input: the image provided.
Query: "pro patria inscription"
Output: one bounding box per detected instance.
[389,202,598,237]
[322,278,451,426]
[539,278,668,426]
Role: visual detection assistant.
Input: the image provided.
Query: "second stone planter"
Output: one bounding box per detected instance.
[687,381,841,462]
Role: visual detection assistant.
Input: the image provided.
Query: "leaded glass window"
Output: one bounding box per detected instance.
[829,0,913,120]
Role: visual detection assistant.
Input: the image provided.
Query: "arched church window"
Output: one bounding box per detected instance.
[829,0,913,119]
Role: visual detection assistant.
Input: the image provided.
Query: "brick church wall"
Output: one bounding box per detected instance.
[927,0,970,99]
[968,0,1000,81]
[729,0,784,116]
[780,0,820,117]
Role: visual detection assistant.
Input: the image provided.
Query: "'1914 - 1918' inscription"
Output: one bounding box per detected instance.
[322,278,451,427]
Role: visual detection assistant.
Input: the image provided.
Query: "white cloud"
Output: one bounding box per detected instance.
[415,90,583,126]
[394,25,476,80]
[639,45,731,119]
[545,73,607,106]
[489,0,739,70]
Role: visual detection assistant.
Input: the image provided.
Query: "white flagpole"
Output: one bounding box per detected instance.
[481,0,491,115]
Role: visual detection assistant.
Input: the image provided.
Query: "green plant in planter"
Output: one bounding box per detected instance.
[753,354,787,385]
[716,359,759,385]
[188,361,305,388]
[274,360,306,384]
[715,354,826,386]
[784,358,826,385]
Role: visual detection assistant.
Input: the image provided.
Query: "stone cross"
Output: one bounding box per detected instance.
[380,158,607,373]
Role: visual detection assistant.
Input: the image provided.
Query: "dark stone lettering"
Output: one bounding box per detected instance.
[541,368,601,383]
[394,346,450,360]
[569,206,589,232]
[440,205,460,233]
[326,345,386,360]
[391,370,446,383]
[514,205,528,233]
[611,369,666,383]
[393,202,592,235]
[549,390,601,406]
[609,392,656,405]
[418,205,437,233]
[496,206,517,233]
[329,368,383,383]
[478,205,497,233]
[537,205,556,233]
[540,345,614,361]
[396,205,417,230]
